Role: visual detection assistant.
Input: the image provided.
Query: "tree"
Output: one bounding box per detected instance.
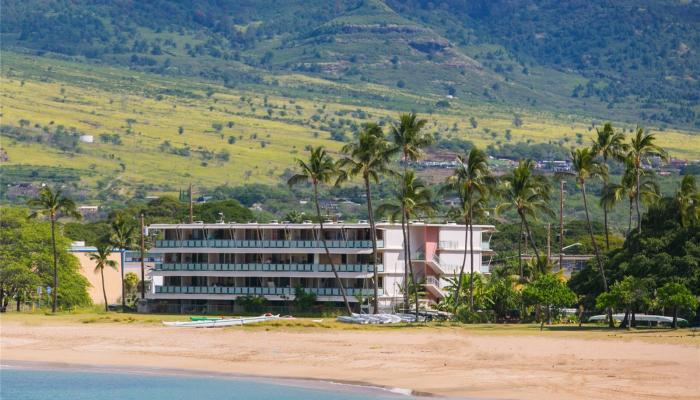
[675,175,700,227]
[523,273,576,330]
[287,146,352,315]
[337,123,393,313]
[569,148,608,292]
[601,162,659,237]
[657,282,697,328]
[27,186,81,312]
[592,123,628,249]
[89,244,118,312]
[496,160,553,279]
[0,263,40,312]
[123,272,139,307]
[388,112,432,311]
[0,207,90,311]
[444,147,491,310]
[377,171,434,317]
[627,128,667,234]
[110,214,135,310]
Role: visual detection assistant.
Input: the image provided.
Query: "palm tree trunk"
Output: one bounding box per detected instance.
[50,214,58,313]
[627,198,633,238]
[313,183,352,315]
[581,181,607,291]
[405,212,419,319]
[518,219,524,280]
[120,250,126,311]
[603,201,610,251]
[468,208,475,312]
[520,211,540,260]
[101,267,108,312]
[453,215,468,308]
[582,181,614,328]
[401,210,410,311]
[636,166,642,235]
[364,176,379,314]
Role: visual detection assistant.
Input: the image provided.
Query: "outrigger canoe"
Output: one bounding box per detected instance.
[163,314,280,328]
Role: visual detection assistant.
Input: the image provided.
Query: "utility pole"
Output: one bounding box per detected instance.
[547,223,551,262]
[559,180,565,272]
[140,213,146,299]
[188,183,193,223]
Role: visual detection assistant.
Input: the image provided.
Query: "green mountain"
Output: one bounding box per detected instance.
[3,0,699,127]
[1,0,699,203]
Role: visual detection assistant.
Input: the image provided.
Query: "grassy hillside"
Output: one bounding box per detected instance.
[2,0,699,128]
[1,51,698,203]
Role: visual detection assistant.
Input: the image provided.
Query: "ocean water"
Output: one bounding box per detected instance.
[0,367,411,400]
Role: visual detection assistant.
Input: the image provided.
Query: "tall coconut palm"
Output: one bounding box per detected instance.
[27,186,81,312]
[495,160,552,280]
[443,148,491,310]
[601,164,660,237]
[377,171,434,316]
[110,214,135,310]
[388,112,432,310]
[675,175,700,227]
[389,112,431,172]
[569,148,608,291]
[628,128,667,235]
[592,123,628,249]
[287,146,352,315]
[89,244,118,312]
[337,123,393,313]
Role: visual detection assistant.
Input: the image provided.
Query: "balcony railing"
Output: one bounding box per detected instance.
[425,275,441,287]
[154,263,383,273]
[154,239,382,249]
[154,286,381,296]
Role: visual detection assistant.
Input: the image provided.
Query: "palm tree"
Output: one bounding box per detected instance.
[628,127,667,234]
[592,123,628,249]
[89,244,118,312]
[388,113,432,311]
[496,160,552,280]
[675,174,700,227]
[601,163,660,237]
[337,123,393,313]
[377,171,434,316]
[110,214,135,310]
[287,146,353,315]
[27,186,81,312]
[389,113,431,173]
[443,148,491,310]
[569,148,608,291]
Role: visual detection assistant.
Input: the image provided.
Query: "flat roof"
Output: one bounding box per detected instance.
[147,222,496,231]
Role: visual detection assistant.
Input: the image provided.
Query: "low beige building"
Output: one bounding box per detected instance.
[69,242,158,307]
[70,243,123,305]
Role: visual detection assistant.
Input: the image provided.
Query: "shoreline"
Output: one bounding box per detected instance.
[1,359,424,398]
[2,317,699,400]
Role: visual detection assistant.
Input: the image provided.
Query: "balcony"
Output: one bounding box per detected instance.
[154,239,382,249]
[154,286,381,297]
[154,263,383,273]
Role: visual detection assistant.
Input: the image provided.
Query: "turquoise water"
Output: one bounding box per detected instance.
[1,367,408,400]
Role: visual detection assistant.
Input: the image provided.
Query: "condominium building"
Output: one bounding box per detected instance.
[146,221,495,313]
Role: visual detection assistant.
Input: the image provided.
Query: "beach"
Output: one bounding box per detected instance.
[1,315,699,399]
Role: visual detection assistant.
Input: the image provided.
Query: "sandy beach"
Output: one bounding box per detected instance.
[1,315,699,399]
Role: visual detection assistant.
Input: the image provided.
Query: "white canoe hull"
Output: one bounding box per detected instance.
[163,315,279,328]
